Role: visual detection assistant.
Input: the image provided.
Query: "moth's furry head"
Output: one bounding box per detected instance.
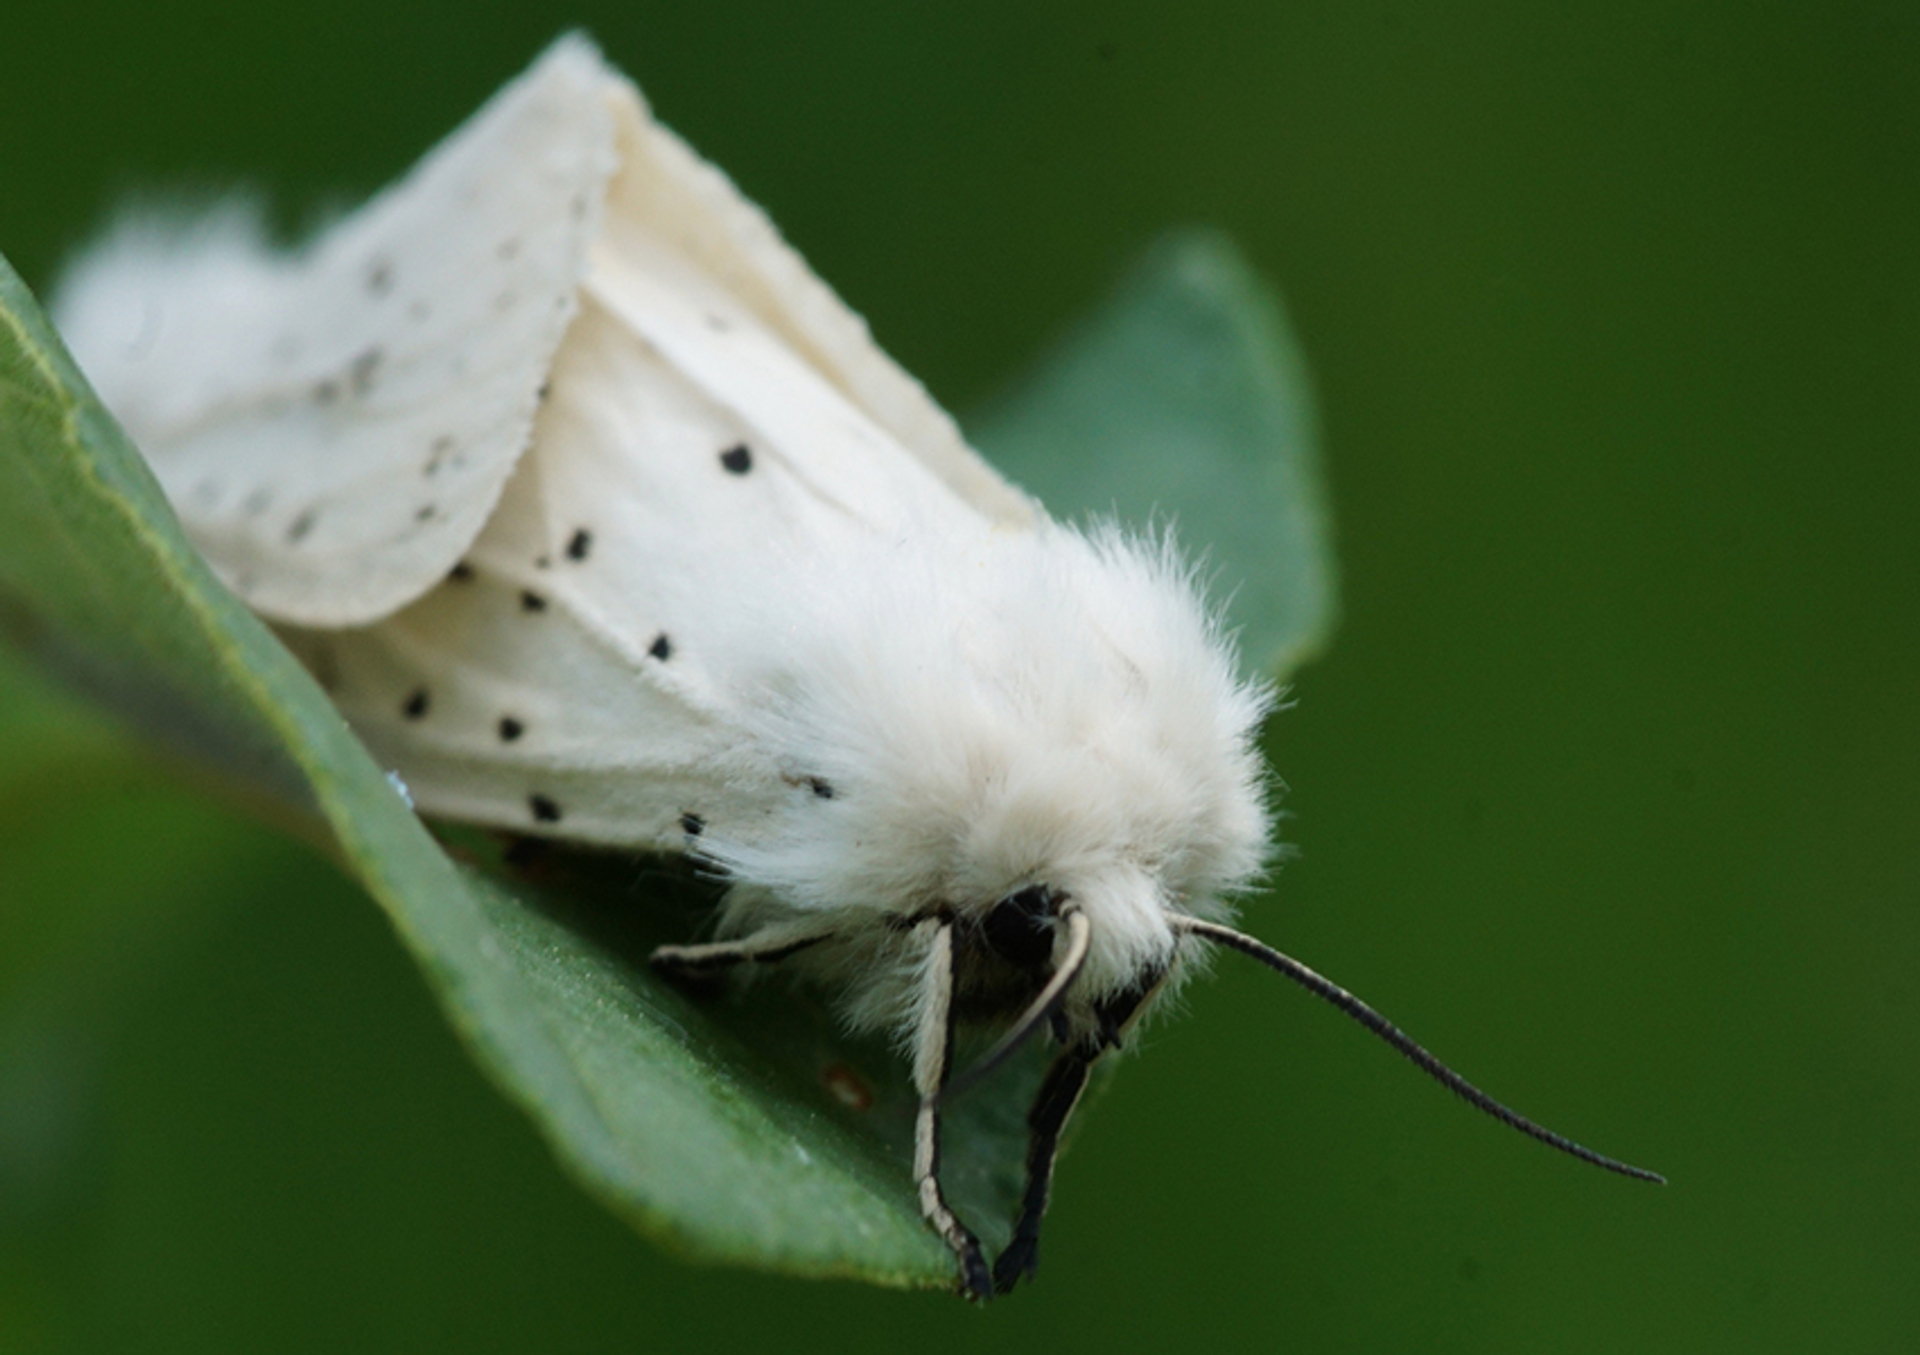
[699,517,1276,1039]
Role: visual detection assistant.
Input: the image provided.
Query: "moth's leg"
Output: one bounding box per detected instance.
[912,916,994,1302]
[991,1042,1097,1295]
[649,923,833,977]
[993,976,1158,1293]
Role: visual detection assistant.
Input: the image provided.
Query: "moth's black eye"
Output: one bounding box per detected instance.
[984,885,1058,971]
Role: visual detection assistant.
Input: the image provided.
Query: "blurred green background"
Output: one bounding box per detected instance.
[3,1,1915,1351]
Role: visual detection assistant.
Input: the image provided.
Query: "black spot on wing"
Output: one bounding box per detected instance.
[529,793,562,824]
[364,257,394,296]
[566,529,592,562]
[807,777,835,800]
[520,591,547,612]
[679,813,704,837]
[719,444,752,475]
[498,716,524,742]
[447,561,475,583]
[402,688,429,720]
[648,633,671,661]
[426,436,455,477]
[286,509,317,544]
[349,346,384,396]
[415,504,437,524]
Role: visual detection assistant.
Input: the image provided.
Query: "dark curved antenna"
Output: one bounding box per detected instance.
[943,908,1092,1103]
[1172,915,1664,1184]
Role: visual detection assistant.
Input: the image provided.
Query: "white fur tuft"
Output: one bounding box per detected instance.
[697,517,1275,1037]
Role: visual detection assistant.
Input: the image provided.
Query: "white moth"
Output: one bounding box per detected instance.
[55,35,1660,1299]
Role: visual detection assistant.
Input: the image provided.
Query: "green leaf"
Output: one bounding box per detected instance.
[0,252,958,1287]
[0,231,1334,1292]
[973,228,1339,677]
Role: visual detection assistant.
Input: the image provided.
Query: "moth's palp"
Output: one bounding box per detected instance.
[943,907,1092,1102]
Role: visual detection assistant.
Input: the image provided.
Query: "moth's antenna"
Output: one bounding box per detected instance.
[1171,915,1665,1184]
[944,908,1092,1102]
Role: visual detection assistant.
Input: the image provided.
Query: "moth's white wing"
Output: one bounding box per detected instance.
[595,72,1038,530]
[55,37,622,627]
[283,260,993,849]
[57,33,1031,631]
[57,32,1040,842]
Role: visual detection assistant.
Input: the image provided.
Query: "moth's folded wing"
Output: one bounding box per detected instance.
[288,275,1002,849]
[53,35,623,628]
[594,70,1040,531]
